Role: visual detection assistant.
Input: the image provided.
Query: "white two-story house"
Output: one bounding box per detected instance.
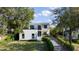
[19,23,50,40]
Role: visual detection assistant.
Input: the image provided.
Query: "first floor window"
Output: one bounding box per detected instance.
[32,34,35,39]
[38,31,41,36]
[22,33,25,39]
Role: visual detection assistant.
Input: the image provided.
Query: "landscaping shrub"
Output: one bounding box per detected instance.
[42,36,54,51]
[72,40,79,44]
[56,36,74,51]
[43,35,50,37]
[4,34,14,41]
[50,29,56,37]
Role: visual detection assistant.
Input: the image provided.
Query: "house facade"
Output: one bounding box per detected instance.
[19,23,50,40]
[64,28,79,40]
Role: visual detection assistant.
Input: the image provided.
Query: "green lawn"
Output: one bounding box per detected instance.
[0,40,49,51]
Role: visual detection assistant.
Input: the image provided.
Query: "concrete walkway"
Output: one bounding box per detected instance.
[50,37,63,51]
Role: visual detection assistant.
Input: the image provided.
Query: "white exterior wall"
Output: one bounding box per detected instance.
[42,25,50,35]
[19,30,38,40]
[19,30,43,40]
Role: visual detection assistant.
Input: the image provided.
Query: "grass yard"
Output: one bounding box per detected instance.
[0,40,49,51]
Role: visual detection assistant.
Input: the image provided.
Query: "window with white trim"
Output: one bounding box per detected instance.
[22,33,25,39]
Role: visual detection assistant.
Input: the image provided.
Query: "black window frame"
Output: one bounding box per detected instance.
[38,31,41,36]
[44,25,47,28]
[32,33,35,39]
[22,33,25,39]
[38,25,41,30]
[30,25,34,29]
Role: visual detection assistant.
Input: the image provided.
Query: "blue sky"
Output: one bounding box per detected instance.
[31,7,55,23]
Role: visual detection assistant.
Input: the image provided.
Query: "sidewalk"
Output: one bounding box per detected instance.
[50,37,63,51]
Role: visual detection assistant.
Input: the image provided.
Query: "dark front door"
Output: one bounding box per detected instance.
[14,33,19,40]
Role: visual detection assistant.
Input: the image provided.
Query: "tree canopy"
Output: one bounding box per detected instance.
[0,7,34,34]
[51,7,79,45]
[51,7,79,30]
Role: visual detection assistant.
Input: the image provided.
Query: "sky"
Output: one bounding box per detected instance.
[31,7,56,24]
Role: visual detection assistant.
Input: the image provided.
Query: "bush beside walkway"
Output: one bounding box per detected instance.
[56,35,74,51]
[42,36,54,51]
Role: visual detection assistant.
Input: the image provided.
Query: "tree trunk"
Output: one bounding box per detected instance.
[69,28,72,45]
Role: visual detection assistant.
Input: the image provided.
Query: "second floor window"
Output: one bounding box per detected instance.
[38,25,41,30]
[30,25,34,29]
[44,25,47,28]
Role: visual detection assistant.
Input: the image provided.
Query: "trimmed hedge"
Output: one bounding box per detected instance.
[56,36,74,51]
[42,36,54,51]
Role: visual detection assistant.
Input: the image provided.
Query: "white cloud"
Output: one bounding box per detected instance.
[34,13,42,17]
[41,10,52,16]
[34,14,38,17]
[34,10,52,18]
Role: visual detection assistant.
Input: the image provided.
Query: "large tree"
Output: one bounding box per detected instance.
[51,7,79,45]
[0,7,34,34]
